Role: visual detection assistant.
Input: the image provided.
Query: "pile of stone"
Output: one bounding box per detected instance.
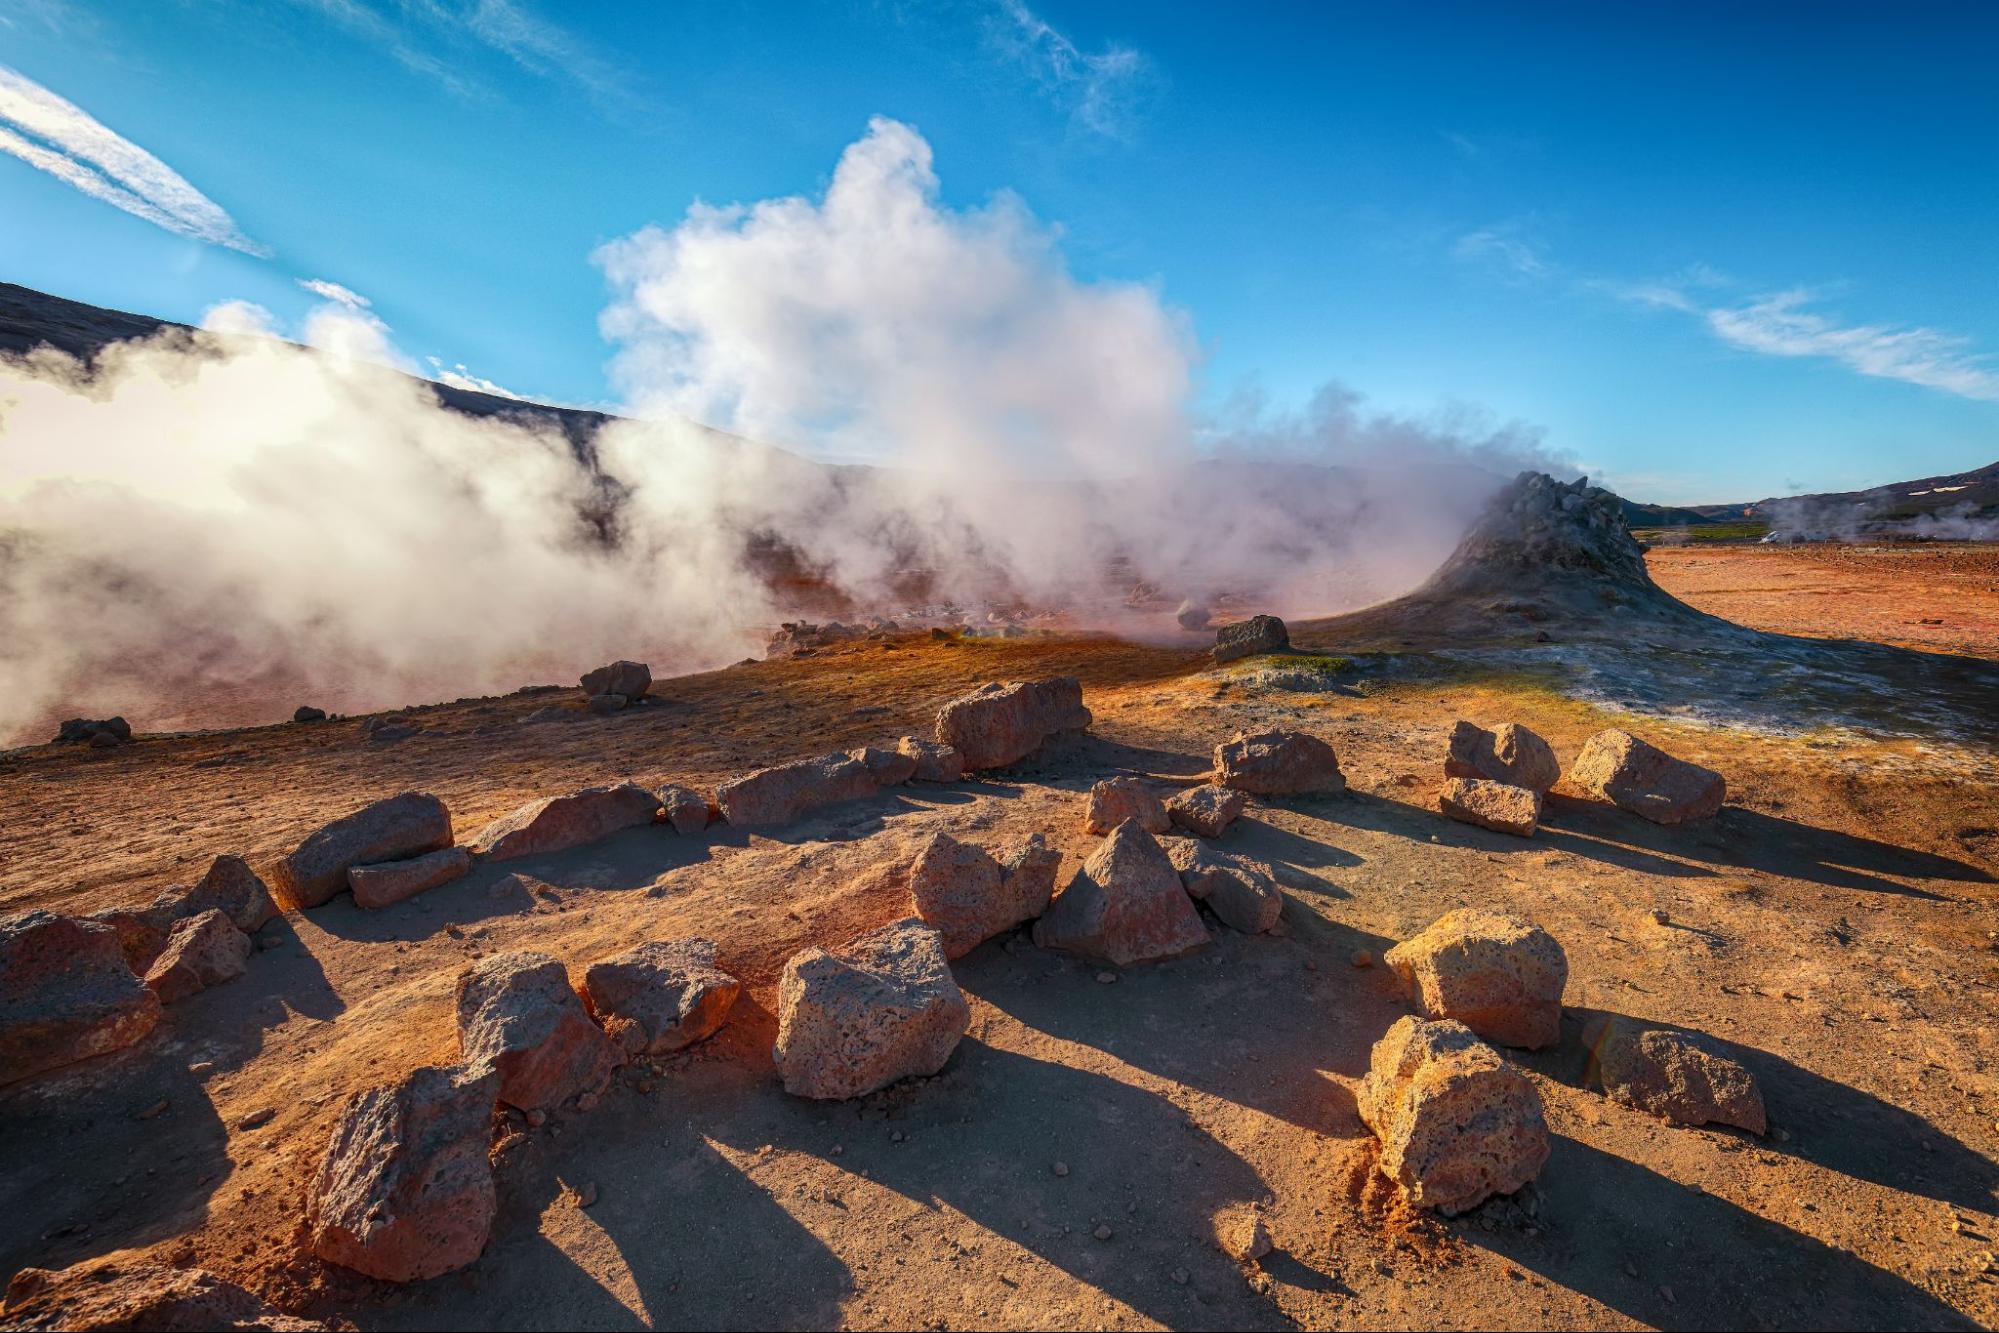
[580,660,651,713]
[52,716,131,748]
[763,621,883,659]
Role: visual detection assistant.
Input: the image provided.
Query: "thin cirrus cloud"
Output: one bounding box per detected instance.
[0,63,268,256]
[1451,226,1550,281]
[988,0,1154,139]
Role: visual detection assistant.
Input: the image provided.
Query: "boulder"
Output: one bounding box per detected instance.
[580,660,650,701]
[1166,783,1246,838]
[179,854,281,933]
[471,783,659,861]
[1212,614,1288,662]
[715,753,877,828]
[1384,909,1567,1049]
[0,911,161,1086]
[1213,730,1345,795]
[1437,777,1542,837]
[896,735,965,783]
[773,918,970,1100]
[586,692,628,715]
[143,910,251,1003]
[54,717,131,746]
[934,677,1092,770]
[1001,833,1063,919]
[456,952,619,1113]
[850,744,919,787]
[1444,721,1561,794]
[1175,599,1212,631]
[1358,1016,1550,1215]
[1165,840,1283,934]
[349,846,474,909]
[905,831,1058,959]
[1033,821,1209,966]
[1083,777,1170,835]
[657,783,711,835]
[1584,1016,1767,1134]
[84,899,184,974]
[293,705,327,724]
[2,1259,323,1330]
[1566,729,1725,824]
[581,938,740,1056]
[308,1062,500,1282]
[276,791,453,909]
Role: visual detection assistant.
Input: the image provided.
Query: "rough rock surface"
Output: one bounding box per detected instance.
[1083,777,1170,835]
[1585,1016,1768,1134]
[1358,1016,1551,1215]
[581,938,741,1056]
[1567,728,1726,824]
[1213,730,1346,795]
[773,918,970,1100]
[1033,821,1209,965]
[1438,776,1543,837]
[1,1259,323,1331]
[142,909,251,1003]
[905,831,1056,959]
[715,753,878,828]
[1445,720,1562,794]
[896,735,965,783]
[276,791,454,909]
[0,911,161,1086]
[1166,783,1246,838]
[1384,909,1567,1049]
[349,846,474,909]
[84,899,184,973]
[308,1062,501,1282]
[54,717,131,746]
[471,783,659,861]
[178,854,281,934]
[456,952,619,1112]
[1212,614,1290,662]
[1165,840,1283,933]
[850,744,919,786]
[580,660,650,701]
[934,677,1092,770]
[656,783,711,835]
[765,621,871,658]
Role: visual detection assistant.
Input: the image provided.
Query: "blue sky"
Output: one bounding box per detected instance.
[1,0,1994,504]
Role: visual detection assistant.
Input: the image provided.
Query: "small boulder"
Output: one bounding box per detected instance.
[850,744,919,787]
[54,717,131,746]
[349,846,473,910]
[934,677,1092,770]
[656,783,711,835]
[457,952,619,1112]
[1033,821,1209,966]
[585,692,628,715]
[276,791,454,909]
[905,831,1056,959]
[580,660,650,701]
[309,1063,500,1282]
[1166,783,1246,838]
[83,900,183,974]
[1437,777,1542,837]
[1384,909,1567,1049]
[1584,1016,1767,1134]
[1165,841,1283,934]
[581,938,741,1056]
[715,753,877,828]
[292,705,327,724]
[1444,720,1561,794]
[1212,614,1288,662]
[0,911,161,1086]
[1175,600,1212,631]
[471,783,660,861]
[1083,777,1170,835]
[1358,1016,1550,1215]
[143,909,252,1003]
[2,1259,323,1330]
[1214,730,1345,795]
[180,854,281,933]
[773,918,970,1100]
[1566,728,1725,824]
[1215,1207,1272,1263]
[896,735,965,783]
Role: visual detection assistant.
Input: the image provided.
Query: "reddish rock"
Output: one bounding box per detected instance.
[1437,776,1542,837]
[715,753,877,828]
[934,677,1091,770]
[581,938,741,1056]
[349,846,474,909]
[1445,720,1562,794]
[143,909,252,1003]
[1213,730,1345,796]
[88,855,278,972]
[2,1259,323,1330]
[906,831,1056,960]
[896,735,965,783]
[580,660,650,700]
[84,899,183,973]
[1083,777,1170,835]
[1384,909,1567,1049]
[0,911,161,1086]
[850,744,919,786]
[1033,821,1209,966]
[1584,1016,1767,1134]
[456,951,619,1112]
[1166,783,1246,838]
[1211,614,1289,662]
[657,783,711,835]
[276,791,453,909]
[309,1062,500,1282]
[1165,840,1283,933]
[774,918,970,1100]
[1566,729,1725,824]
[471,783,659,861]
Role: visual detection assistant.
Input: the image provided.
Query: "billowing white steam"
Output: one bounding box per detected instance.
[0,117,1560,743]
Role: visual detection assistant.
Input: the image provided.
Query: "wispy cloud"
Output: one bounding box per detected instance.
[0,64,267,255]
[988,0,1154,139]
[1705,289,1999,402]
[297,277,371,308]
[1451,225,1549,281]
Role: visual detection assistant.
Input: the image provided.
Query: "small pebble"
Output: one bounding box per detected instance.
[1170,1267,1190,1285]
[575,1092,599,1113]
[135,1099,168,1121]
[1095,971,1118,985]
[1350,950,1373,969]
[1094,1224,1114,1241]
[526,1108,547,1128]
[236,1107,276,1130]
[1052,1161,1070,1177]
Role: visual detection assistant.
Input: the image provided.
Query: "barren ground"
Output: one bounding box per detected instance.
[1,551,1996,1330]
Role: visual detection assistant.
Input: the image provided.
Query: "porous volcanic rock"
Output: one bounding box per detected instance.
[1212,614,1289,662]
[1213,730,1346,796]
[1165,840,1283,934]
[582,938,741,1056]
[89,855,279,972]
[1033,821,1209,965]
[850,743,919,786]
[1384,909,1567,1049]
[934,677,1092,770]
[2,1259,324,1330]
[1445,720,1562,794]
[715,753,878,828]
[456,952,619,1112]
[142,909,251,1003]
[276,791,453,909]
[906,831,1058,959]
[1584,1016,1767,1134]
[773,918,970,1100]
[1437,776,1542,837]
[1358,1016,1551,1215]
[1166,783,1246,838]
[349,846,473,909]
[1567,729,1726,824]
[1083,777,1170,835]
[0,911,160,1086]
[83,899,182,974]
[308,1062,500,1282]
[580,660,650,701]
[657,783,711,835]
[471,783,660,861]
[896,735,965,783]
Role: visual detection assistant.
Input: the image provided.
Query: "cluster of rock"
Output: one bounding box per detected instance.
[580,660,651,714]
[1436,719,1724,837]
[763,621,894,658]
[52,716,131,749]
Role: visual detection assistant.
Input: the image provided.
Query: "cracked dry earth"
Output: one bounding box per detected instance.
[3,566,1998,1330]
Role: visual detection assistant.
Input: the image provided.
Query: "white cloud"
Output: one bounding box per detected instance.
[1705,289,1999,402]
[1451,226,1548,280]
[989,0,1153,139]
[296,277,371,308]
[0,64,267,255]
